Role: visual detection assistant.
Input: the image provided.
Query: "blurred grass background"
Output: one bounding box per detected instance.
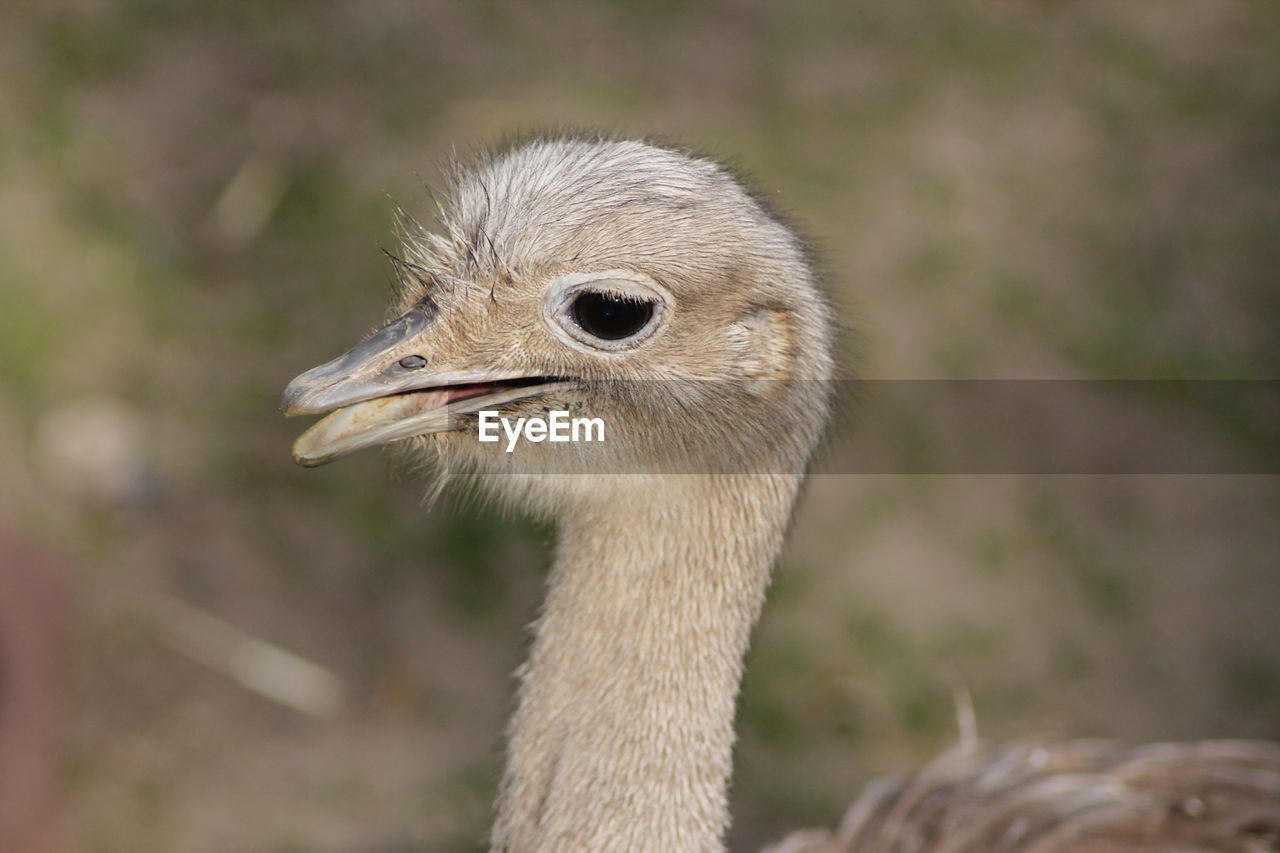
[0,1,1278,851]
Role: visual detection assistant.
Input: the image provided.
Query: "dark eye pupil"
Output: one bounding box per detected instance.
[571,292,655,341]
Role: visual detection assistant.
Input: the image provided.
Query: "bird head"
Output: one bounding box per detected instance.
[283,137,834,509]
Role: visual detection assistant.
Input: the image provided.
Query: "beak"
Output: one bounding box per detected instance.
[282,303,569,467]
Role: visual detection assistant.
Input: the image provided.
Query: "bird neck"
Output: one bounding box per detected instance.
[491,474,801,853]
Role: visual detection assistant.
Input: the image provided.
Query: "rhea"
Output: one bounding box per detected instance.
[283,138,1280,853]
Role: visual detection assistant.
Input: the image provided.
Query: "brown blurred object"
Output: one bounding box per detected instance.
[0,526,68,853]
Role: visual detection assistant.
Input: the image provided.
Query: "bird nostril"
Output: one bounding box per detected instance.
[397,355,428,370]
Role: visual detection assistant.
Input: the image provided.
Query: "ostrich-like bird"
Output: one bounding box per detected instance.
[283,137,1280,853]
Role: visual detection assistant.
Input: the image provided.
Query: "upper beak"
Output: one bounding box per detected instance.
[281,303,438,417]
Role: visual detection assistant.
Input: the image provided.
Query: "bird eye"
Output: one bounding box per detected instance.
[544,275,671,353]
[570,292,656,341]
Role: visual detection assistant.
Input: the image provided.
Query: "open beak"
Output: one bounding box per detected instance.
[282,304,569,467]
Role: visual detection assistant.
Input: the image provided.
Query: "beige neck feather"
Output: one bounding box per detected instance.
[491,474,802,853]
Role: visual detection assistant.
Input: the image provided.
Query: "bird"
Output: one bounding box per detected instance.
[282,135,1280,853]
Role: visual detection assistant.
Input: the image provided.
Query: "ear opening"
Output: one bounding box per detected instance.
[730,305,795,390]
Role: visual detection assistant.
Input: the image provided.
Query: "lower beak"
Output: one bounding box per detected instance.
[291,388,454,467]
[288,379,571,468]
